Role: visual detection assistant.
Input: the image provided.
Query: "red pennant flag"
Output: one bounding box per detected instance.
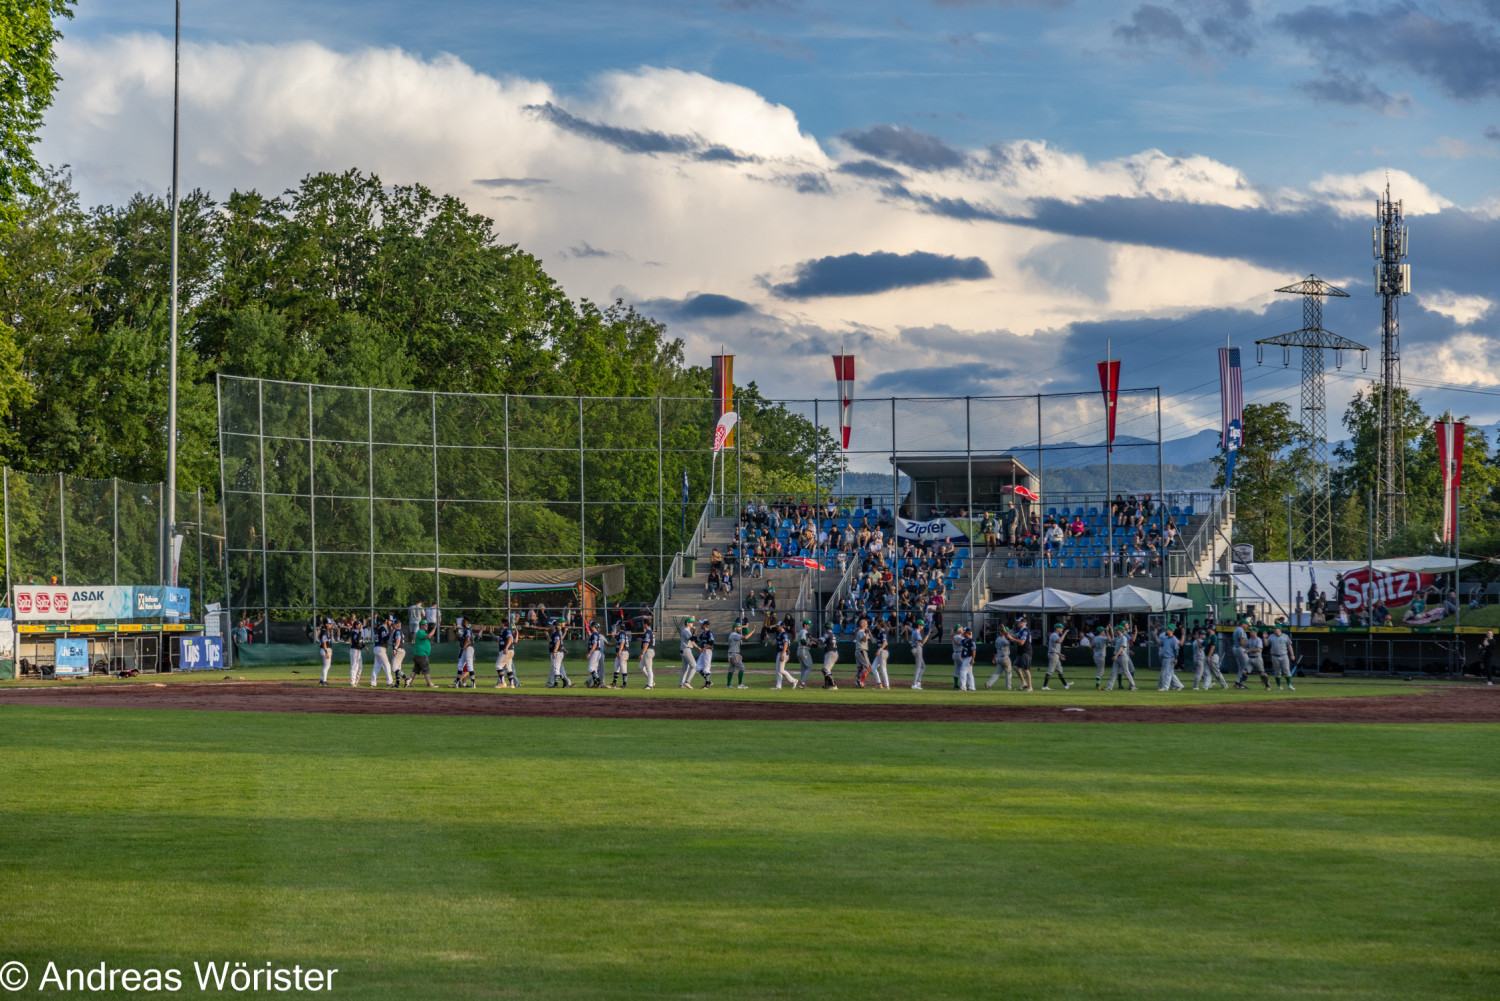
[1436,419,1465,543]
[1098,360,1121,452]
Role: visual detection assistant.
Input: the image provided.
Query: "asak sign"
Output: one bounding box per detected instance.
[1340,567,1435,613]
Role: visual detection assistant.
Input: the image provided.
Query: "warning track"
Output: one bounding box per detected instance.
[2,682,1497,723]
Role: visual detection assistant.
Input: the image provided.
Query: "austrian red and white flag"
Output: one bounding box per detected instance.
[712,411,738,452]
[783,556,820,570]
[832,354,855,449]
[1436,418,1465,543]
[1097,359,1121,452]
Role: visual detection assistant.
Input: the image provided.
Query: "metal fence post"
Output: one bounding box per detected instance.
[3,466,10,600]
[309,383,318,626]
[504,394,512,627]
[216,374,232,632]
[430,391,440,612]
[59,472,67,586]
[112,477,119,585]
[1157,389,1168,616]
[579,395,587,625]
[1036,394,1045,630]
[891,397,899,626]
[258,380,269,642]
[965,396,973,635]
[196,487,204,619]
[367,386,375,627]
[657,396,664,604]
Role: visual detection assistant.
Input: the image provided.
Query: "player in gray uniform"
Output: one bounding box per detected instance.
[317,621,333,686]
[454,620,476,688]
[1157,626,1184,691]
[795,619,816,688]
[1090,626,1109,688]
[909,620,929,690]
[1040,623,1073,690]
[853,618,872,687]
[678,617,699,688]
[347,618,366,687]
[388,619,407,687]
[371,618,393,688]
[871,619,891,689]
[1191,628,1224,689]
[610,619,632,688]
[726,618,749,689]
[1239,628,1271,689]
[819,624,840,689]
[639,622,657,688]
[1266,625,1295,690]
[985,626,1013,690]
[1230,620,1252,685]
[1105,623,1137,691]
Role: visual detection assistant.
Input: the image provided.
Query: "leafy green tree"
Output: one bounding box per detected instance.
[1213,402,1311,560]
[0,0,73,217]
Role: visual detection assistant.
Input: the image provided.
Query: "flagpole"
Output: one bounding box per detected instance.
[166,0,181,577]
[1106,340,1114,632]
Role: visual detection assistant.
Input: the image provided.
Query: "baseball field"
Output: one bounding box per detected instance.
[1,672,1496,1000]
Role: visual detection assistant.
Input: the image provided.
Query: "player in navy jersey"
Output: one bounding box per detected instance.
[494,620,518,688]
[546,619,572,687]
[388,618,407,688]
[693,620,716,688]
[371,618,392,688]
[453,620,476,688]
[347,617,366,688]
[317,620,333,686]
[610,618,632,688]
[584,621,606,688]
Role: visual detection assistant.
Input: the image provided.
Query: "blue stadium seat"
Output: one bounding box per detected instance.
[1006,559,1017,568]
[1088,507,1099,517]
[958,547,970,558]
[1184,506,1195,517]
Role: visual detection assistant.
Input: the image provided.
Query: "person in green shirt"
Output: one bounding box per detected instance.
[407,623,433,687]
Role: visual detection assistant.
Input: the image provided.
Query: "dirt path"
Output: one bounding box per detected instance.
[3,682,1498,723]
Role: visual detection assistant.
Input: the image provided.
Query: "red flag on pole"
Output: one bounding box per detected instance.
[1436,419,1465,543]
[1097,359,1121,452]
[711,354,735,447]
[832,354,855,449]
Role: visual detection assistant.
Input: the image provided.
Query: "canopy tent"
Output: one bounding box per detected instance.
[984,587,1091,613]
[1071,585,1192,613]
[400,564,627,597]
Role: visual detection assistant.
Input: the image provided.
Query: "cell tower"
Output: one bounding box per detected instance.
[1256,276,1367,561]
[1374,182,1410,538]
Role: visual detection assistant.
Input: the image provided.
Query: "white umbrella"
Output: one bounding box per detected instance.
[983,587,1091,613]
[1071,584,1192,613]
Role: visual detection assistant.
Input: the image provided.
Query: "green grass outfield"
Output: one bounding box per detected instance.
[0,708,1495,999]
[7,660,1439,707]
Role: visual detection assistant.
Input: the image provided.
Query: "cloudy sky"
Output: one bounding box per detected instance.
[39,0,1500,449]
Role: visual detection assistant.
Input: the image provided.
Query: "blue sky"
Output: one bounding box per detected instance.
[42,0,1500,448]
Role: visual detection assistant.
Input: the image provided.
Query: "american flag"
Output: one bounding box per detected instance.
[1219,347,1242,446]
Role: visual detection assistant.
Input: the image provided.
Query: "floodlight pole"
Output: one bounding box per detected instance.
[1286,494,1294,626]
[166,0,181,576]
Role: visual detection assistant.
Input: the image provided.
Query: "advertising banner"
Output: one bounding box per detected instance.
[178,636,224,672]
[54,637,90,676]
[895,517,970,543]
[1340,567,1435,613]
[13,585,192,621]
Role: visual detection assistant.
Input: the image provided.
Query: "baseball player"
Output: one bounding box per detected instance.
[610,618,632,688]
[546,619,573,687]
[956,626,977,691]
[726,617,749,689]
[772,622,798,689]
[494,619,518,688]
[317,619,333,686]
[1267,624,1295,690]
[819,622,840,689]
[1105,623,1137,691]
[1191,628,1225,689]
[347,617,366,687]
[639,620,657,689]
[1090,626,1109,688]
[871,617,891,689]
[1012,618,1034,691]
[388,617,407,687]
[795,619,816,688]
[1230,620,1252,687]
[1157,626,1184,691]
[909,619,928,690]
[693,619,716,688]
[371,617,393,688]
[453,619,476,688]
[584,621,605,688]
[678,617,700,688]
[1238,627,1270,689]
[985,624,1014,690]
[853,617,872,688]
[1040,623,1073,690]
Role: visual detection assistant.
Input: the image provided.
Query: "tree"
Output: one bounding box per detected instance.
[0,0,73,218]
[1213,402,1311,560]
